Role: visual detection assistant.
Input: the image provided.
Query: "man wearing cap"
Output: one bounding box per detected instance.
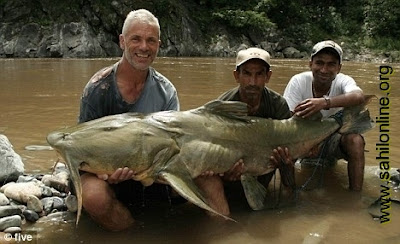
[283,40,365,191]
[194,47,294,216]
[219,47,290,118]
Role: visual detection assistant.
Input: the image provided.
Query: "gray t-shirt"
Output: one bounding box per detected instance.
[78,62,180,123]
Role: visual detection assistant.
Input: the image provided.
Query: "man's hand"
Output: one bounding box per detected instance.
[97,167,134,184]
[200,159,245,181]
[293,98,327,118]
[270,147,296,188]
[220,159,245,181]
[270,147,293,168]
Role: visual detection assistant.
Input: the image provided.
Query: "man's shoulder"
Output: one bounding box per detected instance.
[291,71,313,82]
[262,87,291,119]
[263,87,289,109]
[264,87,285,101]
[82,64,116,100]
[151,68,175,87]
[218,87,239,101]
[335,73,355,82]
[88,64,114,84]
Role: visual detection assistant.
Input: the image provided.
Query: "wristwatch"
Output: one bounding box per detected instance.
[323,95,331,110]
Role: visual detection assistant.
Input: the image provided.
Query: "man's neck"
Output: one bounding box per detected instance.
[117,58,149,85]
[239,93,261,115]
[116,59,149,103]
[312,80,332,98]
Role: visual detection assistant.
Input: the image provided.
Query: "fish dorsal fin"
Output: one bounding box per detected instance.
[195,100,250,121]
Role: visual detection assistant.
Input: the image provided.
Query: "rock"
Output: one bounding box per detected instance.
[16,175,36,183]
[32,174,44,181]
[40,197,54,214]
[65,195,78,213]
[0,134,24,183]
[53,162,69,175]
[41,174,69,193]
[8,200,24,208]
[0,193,9,206]
[52,197,65,210]
[0,182,15,193]
[3,182,42,203]
[14,23,41,58]
[36,211,75,224]
[3,226,21,234]
[0,206,22,218]
[388,50,400,63]
[26,195,43,213]
[0,215,22,231]
[40,186,53,197]
[282,47,303,59]
[22,210,39,222]
[49,188,63,197]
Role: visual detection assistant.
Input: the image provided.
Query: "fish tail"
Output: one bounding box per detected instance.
[337,95,375,134]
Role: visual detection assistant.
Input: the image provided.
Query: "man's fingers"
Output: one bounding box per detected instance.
[109,168,122,180]
[119,167,132,180]
[97,174,108,181]
[270,147,293,167]
[97,167,134,184]
[201,171,216,177]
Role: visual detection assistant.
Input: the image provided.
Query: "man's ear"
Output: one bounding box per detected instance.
[337,63,342,73]
[233,70,240,83]
[265,70,272,84]
[119,34,125,50]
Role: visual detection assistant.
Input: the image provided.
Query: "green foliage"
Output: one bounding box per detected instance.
[212,9,274,32]
[197,0,259,9]
[364,36,400,51]
[196,0,399,51]
[364,0,400,39]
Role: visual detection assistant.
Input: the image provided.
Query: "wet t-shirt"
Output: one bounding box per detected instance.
[78,62,180,123]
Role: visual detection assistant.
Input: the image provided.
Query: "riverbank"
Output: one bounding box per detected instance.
[0,0,398,63]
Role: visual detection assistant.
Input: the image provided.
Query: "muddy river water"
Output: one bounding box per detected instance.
[0,57,399,243]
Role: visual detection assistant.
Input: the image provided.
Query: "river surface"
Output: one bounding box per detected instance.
[0,58,399,244]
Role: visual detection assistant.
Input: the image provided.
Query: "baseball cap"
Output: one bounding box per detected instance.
[235,47,271,70]
[311,40,343,63]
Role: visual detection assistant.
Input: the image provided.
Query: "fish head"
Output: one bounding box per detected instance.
[46,113,176,225]
[46,113,158,173]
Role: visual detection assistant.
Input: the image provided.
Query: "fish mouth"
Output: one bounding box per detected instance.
[47,131,64,146]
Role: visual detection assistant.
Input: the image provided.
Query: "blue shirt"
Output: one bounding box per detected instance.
[79,62,179,123]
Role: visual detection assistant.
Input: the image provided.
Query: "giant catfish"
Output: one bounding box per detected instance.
[47,96,374,224]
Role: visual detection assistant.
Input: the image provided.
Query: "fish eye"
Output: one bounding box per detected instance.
[62,133,70,139]
[103,127,117,131]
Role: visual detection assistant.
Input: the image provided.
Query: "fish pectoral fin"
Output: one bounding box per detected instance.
[241,174,267,210]
[159,170,235,222]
